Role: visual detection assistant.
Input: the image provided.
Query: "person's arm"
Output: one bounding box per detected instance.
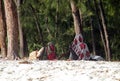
[37,47,45,59]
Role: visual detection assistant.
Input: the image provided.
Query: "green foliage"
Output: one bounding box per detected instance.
[19,0,120,60]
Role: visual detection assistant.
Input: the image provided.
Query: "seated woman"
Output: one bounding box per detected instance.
[69,34,90,60]
[29,42,57,60]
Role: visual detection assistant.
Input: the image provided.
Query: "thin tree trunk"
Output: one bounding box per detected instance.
[29,4,44,46]
[98,0,111,61]
[70,0,83,35]
[0,0,7,58]
[55,0,59,38]
[90,17,96,55]
[4,0,19,60]
[87,0,96,55]
[79,9,83,32]
[46,17,53,38]
[23,30,29,57]
[93,0,108,60]
[16,0,24,58]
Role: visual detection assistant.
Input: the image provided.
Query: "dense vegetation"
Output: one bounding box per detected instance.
[18,0,120,60]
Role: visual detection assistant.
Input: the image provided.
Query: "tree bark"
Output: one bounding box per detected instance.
[98,0,111,61]
[79,9,83,31]
[0,0,7,58]
[16,0,24,58]
[93,0,108,60]
[4,0,19,60]
[70,0,83,35]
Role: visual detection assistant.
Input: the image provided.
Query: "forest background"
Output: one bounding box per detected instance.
[0,0,120,61]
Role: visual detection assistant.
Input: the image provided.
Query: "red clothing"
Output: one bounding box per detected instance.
[46,42,56,60]
[47,52,56,60]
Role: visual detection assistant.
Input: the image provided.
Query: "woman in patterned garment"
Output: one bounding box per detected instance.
[69,34,90,60]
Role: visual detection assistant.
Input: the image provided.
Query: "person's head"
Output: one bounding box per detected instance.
[47,42,55,51]
[47,42,54,46]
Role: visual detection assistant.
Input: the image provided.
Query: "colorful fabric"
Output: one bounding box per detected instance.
[47,52,56,60]
[71,34,90,60]
[46,42,56,60]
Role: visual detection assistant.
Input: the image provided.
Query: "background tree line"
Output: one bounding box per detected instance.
[0,0,120,61]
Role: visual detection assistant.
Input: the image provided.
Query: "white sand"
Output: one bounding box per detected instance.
[0,60,120,81]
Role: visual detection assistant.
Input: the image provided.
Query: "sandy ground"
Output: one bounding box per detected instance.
[0,60,120,81]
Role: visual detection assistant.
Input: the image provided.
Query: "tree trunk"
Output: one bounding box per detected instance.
[70,0,83,35]
[16,0,24,58]
[4,0,19,60]
[93,0,108,60]
[23,30,29,57]
[29,4,45,46]
[55,0,59,38]
[98,0,111,61]
[87,0,96,55]
[46,17,54,38]
[79,9,83,31]
[90,17,96,55]
[0,0,7,58]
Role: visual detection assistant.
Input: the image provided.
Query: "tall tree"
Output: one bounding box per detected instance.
[93,0,108,60]
[0,0,7,58]
[4,0,19,60]
[55,0,59,39]
[98,0,111,61]
[70,0,83,35]
[15,0,24,58]
[90,17,96,55]
[87,0,96,55]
